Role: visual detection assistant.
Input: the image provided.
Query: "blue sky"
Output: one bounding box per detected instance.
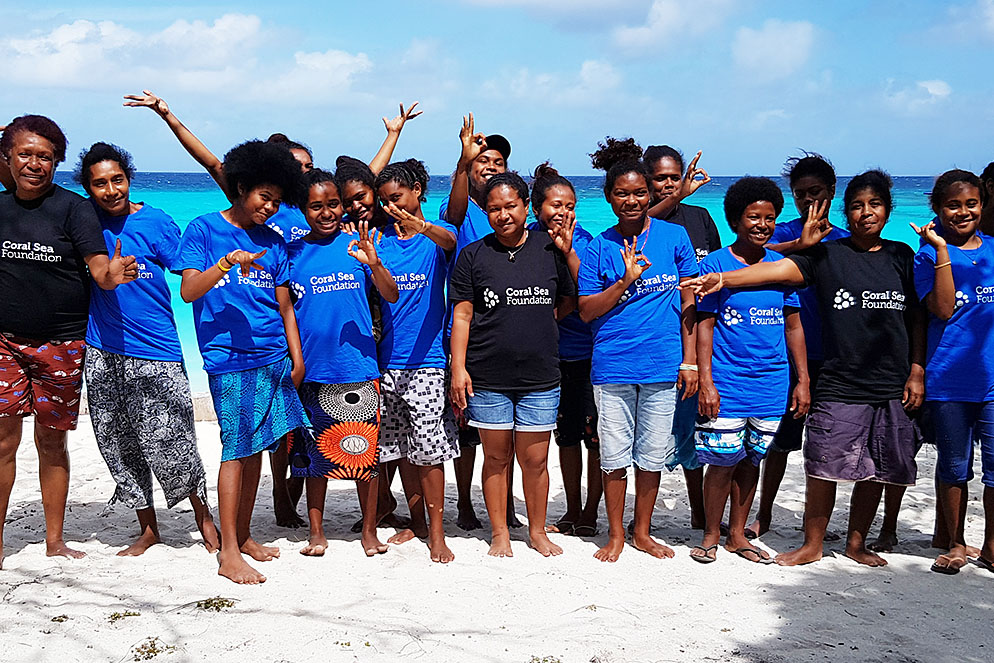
[3,0,993,176]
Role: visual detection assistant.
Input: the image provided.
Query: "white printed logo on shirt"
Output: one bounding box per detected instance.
[955,290,969,309]
[213,272,231,289]
[483,288,500,309]
[833,288,855,310]
[291,281,306,300]
[722,306,743,326]
[1,241,63,263]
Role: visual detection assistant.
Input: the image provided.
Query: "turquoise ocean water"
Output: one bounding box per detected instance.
[54,172,937,392]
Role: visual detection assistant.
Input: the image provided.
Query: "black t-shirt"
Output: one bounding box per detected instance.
[660,203,722,263]
[0,186,108,340]
[450,231,576,391]
[788,238,918,404]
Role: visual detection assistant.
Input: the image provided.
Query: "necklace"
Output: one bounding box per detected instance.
[506,230,528,262]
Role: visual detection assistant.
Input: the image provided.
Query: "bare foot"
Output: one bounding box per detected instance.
[507,511,524,529]
[528,530,563,557]
[388,528,418,545]
[218,550,266,584]
[932,551,967,574]
[46,540,85,559]
[867,530,898,553]
[456,507,483,531]
[632,532,675,559]
[300,533,328,557]
[844,544,888,567]
[362,532,388,557]
[488,532,513,558]
[199,518,220,554]
[776,544,823,566]
[932,535,981,558]
[117,531,161,557]
[594,535,624,562]
[429,534,455,564]
[745,518,769,540]
[274,500,306,529]
[240,538,279,562]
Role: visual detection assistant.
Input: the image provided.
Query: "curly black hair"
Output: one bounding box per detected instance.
[589,136,647,197]
[531,161,574,213]
[222,140,305,208]
[929,169,981,215]
[334,155,375,191]
[295,168,339,209]
[484,171,529,206]
[374,159,430,203]
[642,144,684,171]
[980,162,994,207]
[73,142,136,192]
[266,133,312,159]
[782,152,836,189]
[0,114,68,164]
[843,169,893,218]
[723,177,785,230]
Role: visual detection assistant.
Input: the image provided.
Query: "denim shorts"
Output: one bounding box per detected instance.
[930,400,994,487]
[594,382,697,473]
[465,387,561,432]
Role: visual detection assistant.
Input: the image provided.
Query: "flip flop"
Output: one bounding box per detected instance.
[729,547,775,565]
[690,544,718,564]
[550,520,575,535]
[573,524,598,537]
[973,556,994,573]
[930,560,961,575]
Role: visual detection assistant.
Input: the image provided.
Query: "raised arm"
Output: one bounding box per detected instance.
[548,213,582,282]
[180,249,266,302]
[647,150,710,220]
[368,102,422,175]
[124,90,230,200]
[444,113,486,226]
[767,200,833,255]
[384,202,456,251]
[912,221,955,320]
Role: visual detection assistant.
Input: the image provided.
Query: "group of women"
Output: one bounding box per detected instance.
[1,97,993,585]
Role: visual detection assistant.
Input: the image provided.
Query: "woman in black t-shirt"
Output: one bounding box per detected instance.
[0,115,137,568]
[683,170,925,569]
[449,172,576,558]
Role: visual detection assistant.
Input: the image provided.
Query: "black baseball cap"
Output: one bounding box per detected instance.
[483,134,511,161]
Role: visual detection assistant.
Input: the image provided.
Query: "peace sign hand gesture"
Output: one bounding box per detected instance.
[347,221,383,266]
[548,211,577,256]
[385,202,428,239]
[677,151,711,200]
[620,236,652,284]
[910,220,946,250]
[383,101,422,135]
[225,249,268,276]
[798,199,833,249]
[458,113,487,167]
[123,90,170,118]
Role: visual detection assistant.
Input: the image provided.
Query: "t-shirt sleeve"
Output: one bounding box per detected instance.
[898,244,920,309]
[555,248,576,298]
[784,288,801,309]
[438,197,451,223]
[272,239,290,286]
[913,245,937,300]
[174,220,210,273]
[68,198,109,257]
[577,239,602,296]
[449,245,475,302]
[153,215,183,270]
[703,209,722,251]
[696,255,719,314]
[787,243,826,287]
[435,219,459,256]
[770,220,799,244]
[674,229,699,278]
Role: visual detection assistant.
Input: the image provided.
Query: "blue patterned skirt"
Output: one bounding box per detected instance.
[208,356,309,462]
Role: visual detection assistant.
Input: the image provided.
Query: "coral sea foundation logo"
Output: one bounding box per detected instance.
[833,288,855,310]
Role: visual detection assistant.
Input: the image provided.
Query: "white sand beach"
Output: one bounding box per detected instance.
[2,416,993,663]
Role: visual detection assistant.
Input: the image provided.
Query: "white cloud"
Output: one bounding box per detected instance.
[260,49,373,105]
[613,0,735,50]
[731,19,815,82]
[884,79,952,115]
[481,59,620,107]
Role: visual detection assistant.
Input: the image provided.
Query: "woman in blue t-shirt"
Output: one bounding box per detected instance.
[175,140,308,585]
[691,177,809,564]
[372,160,460,563]
[527,162,602,537]
[577,137,700,563]
[286,169,399,558]
[912,170,994,574]
[75,142,217,558]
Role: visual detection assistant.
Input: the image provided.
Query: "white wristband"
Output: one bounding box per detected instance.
[679,363,698,372]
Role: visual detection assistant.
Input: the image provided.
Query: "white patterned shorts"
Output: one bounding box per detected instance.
[379,367,460,466]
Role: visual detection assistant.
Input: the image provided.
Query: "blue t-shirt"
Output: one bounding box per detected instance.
[768,217,850,361]
[440,196,491,258]
[87,204,184,362]
[914,235,994,402]
[529,221,594,361]
[578,220,698,385]
[376,222,455,371]
[174,212,290,375]
[267,206,310,244]
[698,248,800,417]
[287,232,379,384]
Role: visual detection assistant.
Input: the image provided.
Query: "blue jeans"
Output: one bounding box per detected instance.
[465,387,561,432]
[930,401,994,487]
[594,382,696,472]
